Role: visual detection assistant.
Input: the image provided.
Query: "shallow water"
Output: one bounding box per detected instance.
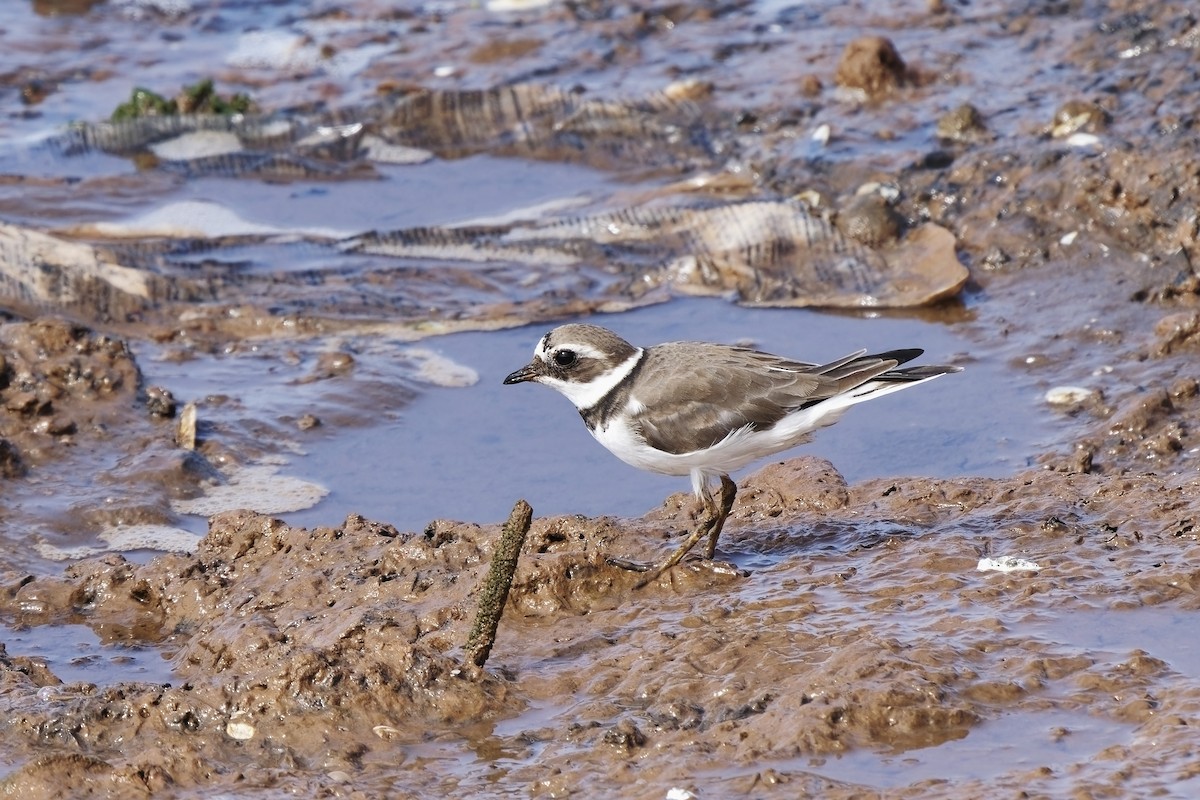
[277,296,1035,533]
[0,621,175,687]
[805,708,1134,788]
[1032,607,1200,678]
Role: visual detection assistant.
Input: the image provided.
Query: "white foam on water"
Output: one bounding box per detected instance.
[172,464,329,517]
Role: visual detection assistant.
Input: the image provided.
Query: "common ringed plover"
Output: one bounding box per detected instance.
[504,323,960,587]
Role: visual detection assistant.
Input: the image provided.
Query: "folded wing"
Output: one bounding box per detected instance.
[630,344,931,455]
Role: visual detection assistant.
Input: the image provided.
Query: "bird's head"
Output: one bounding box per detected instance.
[504,323,641,410]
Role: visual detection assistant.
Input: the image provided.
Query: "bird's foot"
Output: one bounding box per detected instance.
[609,477,740,589]
[608,552,745,589]
[605,552,705,580]
[605,555,654,573]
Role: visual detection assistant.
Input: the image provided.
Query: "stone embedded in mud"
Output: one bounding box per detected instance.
[0,437,25,477]
[836,193,904,247]
[1044,385,1098,406]
[663,78,714,102]
[1170,377,1199,400]
[1049,100,1110,138]
[799,74,823,97]
[299,350,357,382]
[834,36,908,98]
[34,415,76,436]
[936,103,989,143]
[145,385,177,418]
[602,719,647,751]
[225,715,256,741]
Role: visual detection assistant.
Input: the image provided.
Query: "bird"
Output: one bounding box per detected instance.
[503,323,961,587]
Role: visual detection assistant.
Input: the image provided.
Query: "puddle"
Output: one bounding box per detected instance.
[0,146,617,234]
[800,709,1132,789]
[127,155,613,236]
[0,622,175,687]
[282,296,1049,533]
[1028,606,1200,678]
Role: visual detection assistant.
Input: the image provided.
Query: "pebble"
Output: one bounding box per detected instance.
[1045,386,1097,406]
[225,718,256,740]
[978,556,1041,573]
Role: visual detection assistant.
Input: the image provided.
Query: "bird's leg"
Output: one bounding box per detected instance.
[702,475,737,559]
[628,483,724,589]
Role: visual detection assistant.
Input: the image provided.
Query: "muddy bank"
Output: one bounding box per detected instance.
[2,453,1199,797]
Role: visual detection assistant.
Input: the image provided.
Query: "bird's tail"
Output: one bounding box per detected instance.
[816,349,961,407]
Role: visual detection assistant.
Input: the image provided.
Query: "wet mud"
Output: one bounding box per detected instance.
[1,0,1200,797]
[3,457,1200,797]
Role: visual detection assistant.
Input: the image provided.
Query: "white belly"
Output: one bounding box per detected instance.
[590,405,839,479]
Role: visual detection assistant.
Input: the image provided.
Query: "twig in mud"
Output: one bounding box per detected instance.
[464,499,532,672]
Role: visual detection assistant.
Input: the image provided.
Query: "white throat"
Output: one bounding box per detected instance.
[540,348,643,411]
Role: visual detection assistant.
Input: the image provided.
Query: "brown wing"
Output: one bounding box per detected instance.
[629,342,915,454]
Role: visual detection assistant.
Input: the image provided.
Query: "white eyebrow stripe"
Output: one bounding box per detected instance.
[536,340,608,363]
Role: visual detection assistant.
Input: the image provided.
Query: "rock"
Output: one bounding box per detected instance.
[146,385,177,418]
[835,36,908,97]
[937,103,989,143]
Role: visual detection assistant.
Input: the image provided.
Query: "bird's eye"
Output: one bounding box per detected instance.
[553,349,577,367]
